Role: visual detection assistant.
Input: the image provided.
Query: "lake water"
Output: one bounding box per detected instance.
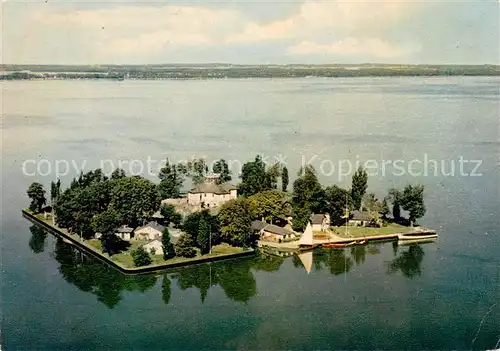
[1,77,499,350]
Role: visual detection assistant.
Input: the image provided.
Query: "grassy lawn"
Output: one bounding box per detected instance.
[332,223,413,238]
[87,239,102,250]
[110,243,245,268]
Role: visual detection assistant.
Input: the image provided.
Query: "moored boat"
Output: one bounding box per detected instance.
[323,241,356,249]
[398,232,438,241]
[398,237,437,246]
[298,222,316,251]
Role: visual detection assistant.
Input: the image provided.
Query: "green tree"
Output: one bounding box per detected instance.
[110,168,126,180]
[380,197,390,219]
[351,166,368,210]
[238,155,267,197]
[161,227,176,260]
[158,159,186,199]
[160,204,179,227]
[323,185,353,225]
[388,188,402,221]
[264,163,281,190]
[27,182,46,213]
[292,165,324,213]
[131,246,152,267]
[175,233,197,258]
[217,198,253,247]
[247,190,290,222]
[362,192,379,211]
[50,179,61,205]
[400,184,426,225]
[91,208,121,236]
[197,216,211,254]
[292,205,311,232]
[109,176,160,226]
[187,158,208,186]
[212,159,232,183]
[281,166,289,192]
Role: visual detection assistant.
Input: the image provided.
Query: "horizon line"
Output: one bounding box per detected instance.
[1,63,499,67]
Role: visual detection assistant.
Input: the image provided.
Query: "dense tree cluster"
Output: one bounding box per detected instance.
[51,169,160,252]
[27,182,46,213]
[217,198,254,247]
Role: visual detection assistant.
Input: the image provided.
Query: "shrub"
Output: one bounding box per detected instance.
[131,246,152,266]
[175,234,197,258]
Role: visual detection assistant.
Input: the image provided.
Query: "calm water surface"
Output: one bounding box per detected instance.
[1,77,499,350]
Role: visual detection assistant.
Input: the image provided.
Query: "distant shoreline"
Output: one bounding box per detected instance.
[1,64,499,80]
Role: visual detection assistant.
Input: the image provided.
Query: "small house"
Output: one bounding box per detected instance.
[310,213,330,232]
[134,221,165,241]
[142,239,163,256]
[260,224,296,243]
[251,220,267,233]
[349,210,372,227]
[115,225,134,241]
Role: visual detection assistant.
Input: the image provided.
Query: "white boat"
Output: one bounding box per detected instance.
[398,237,437,246]
[398,232,438,241]
[298,222,315,249]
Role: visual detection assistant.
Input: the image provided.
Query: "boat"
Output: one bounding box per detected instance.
[398,237,437,246]
[398,232,438,241]
[298,222,317,251]
[355,239,368,245]
[323,241,356,249]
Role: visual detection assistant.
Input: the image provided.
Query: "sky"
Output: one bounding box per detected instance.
[1,0,499,65]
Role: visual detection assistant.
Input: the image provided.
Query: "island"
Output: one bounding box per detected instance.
[23,155,435,273]
[2,63,499,80]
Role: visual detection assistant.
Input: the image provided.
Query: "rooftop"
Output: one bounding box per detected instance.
[251,220,266,231]
[262,224,294,236]
[350,210,372,221]
[116,225,134,233]
[136,221,165,232]
[310,214,324,225]
[189,182,236,194]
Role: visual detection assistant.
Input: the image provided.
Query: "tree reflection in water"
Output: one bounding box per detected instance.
[53,239,157,308]
[388,244,425,279]
[350,245,366,265]
[50,237,262,308]
[29,225,48,254]
[46,234,425,309]
[172,257,260,304]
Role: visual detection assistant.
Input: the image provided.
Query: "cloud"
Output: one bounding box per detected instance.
[32,5,248,61]
[288,38,414,59]
[227,0,426,44]
[1,1,497,64]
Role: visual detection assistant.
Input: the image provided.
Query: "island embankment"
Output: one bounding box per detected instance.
[22,209,255,274]
[258,225,437,251]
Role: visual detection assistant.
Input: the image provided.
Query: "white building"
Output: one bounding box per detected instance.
[142,239,164,256]
[134,221,165,241]
[310,213,331,232]
[187,174,237,208]
[115,225,134,241]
